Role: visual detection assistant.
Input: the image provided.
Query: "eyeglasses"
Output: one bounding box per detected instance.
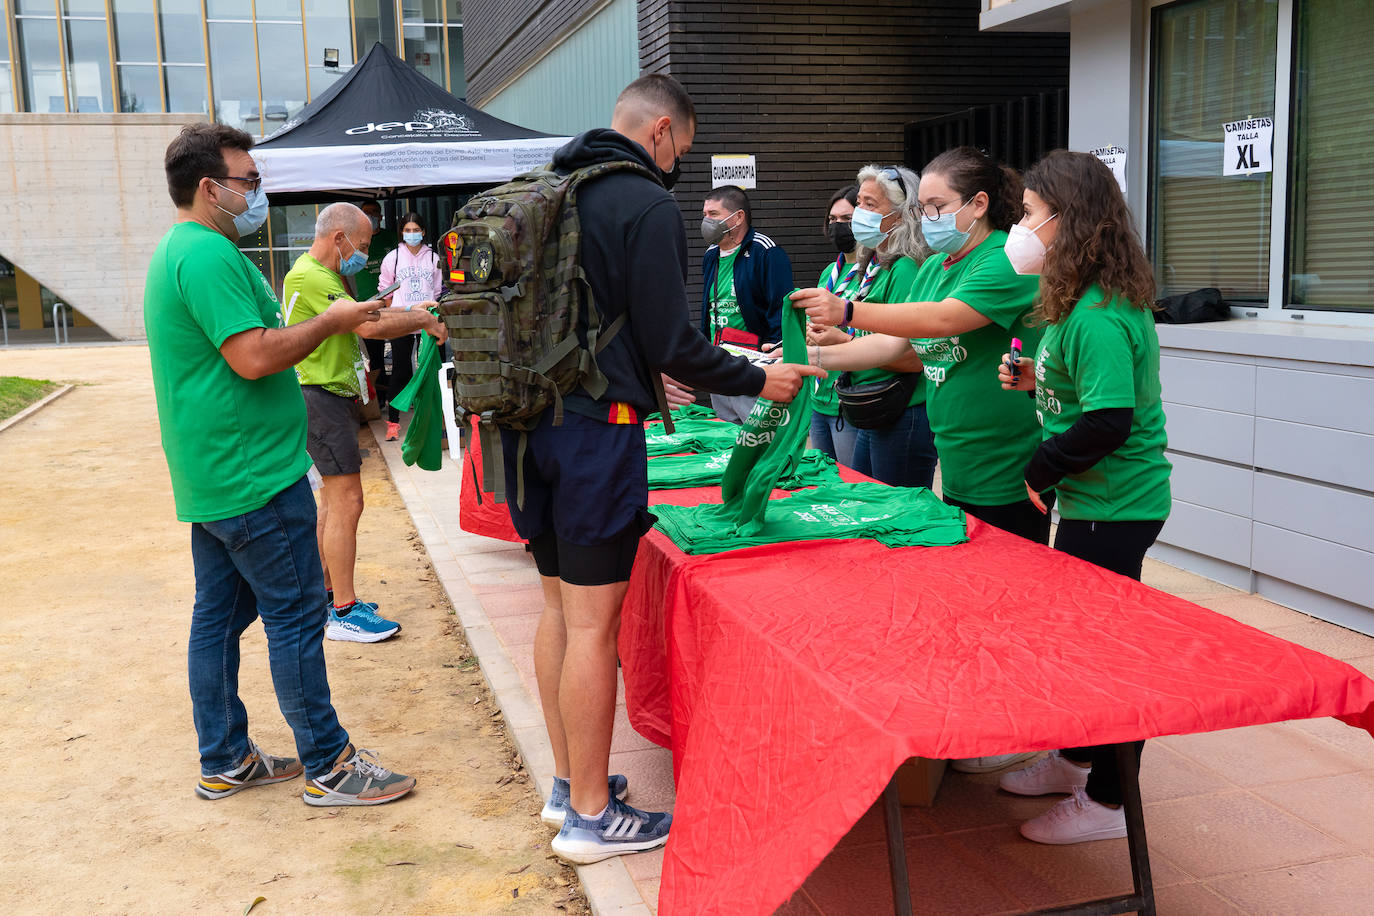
[218,174,263,192]
[919,196,970,222]
[878,167,907,200]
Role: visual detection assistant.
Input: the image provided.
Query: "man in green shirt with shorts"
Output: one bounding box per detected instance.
[283,203,447,643]
[145,123,415,807]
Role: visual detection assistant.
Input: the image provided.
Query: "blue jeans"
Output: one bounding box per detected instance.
[851,402,937,489]
[189,475,349,778]
[809,410,859,469]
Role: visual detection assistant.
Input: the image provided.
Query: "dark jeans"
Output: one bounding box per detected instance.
[809,410,859,469]
[189,476,349,778]
[944,494,1055,546]
[363,334,417,421]
[1055,518,1166,805]
[851,402,937,489]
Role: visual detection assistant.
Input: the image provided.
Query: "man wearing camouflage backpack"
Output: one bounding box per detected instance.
[498,75,824,864]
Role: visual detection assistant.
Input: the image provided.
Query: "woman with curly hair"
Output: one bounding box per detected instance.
[994,148,1172,845]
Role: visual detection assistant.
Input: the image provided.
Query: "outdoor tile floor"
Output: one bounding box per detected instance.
[374,425,1374,916]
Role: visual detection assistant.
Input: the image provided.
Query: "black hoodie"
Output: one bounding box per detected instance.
[551,129,765,417]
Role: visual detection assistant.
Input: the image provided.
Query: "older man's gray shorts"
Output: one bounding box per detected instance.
[302,385,362,476]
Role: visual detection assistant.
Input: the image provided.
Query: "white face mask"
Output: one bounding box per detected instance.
[1004,213,1057,275]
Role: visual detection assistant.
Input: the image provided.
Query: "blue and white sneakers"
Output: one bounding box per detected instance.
[541,774,630,827]
[551,796,672,864]
[326,600,401,643]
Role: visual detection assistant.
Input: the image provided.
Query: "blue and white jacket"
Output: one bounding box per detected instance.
[700,226,793,345]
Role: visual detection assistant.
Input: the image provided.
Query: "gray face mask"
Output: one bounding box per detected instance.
[700,210,740,245]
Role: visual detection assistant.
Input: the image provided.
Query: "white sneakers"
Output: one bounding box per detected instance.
[1019,785,1127,844]
[998,750,1090,796]
[949,752,1038,773]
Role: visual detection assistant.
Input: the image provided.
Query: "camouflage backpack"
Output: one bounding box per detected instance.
[437,160,674,506]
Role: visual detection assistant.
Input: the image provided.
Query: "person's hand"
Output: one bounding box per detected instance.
[807,324,851,347]
[422,308,449,345]
[759,363,827,403]
[661,373,694,407]
[788,288,846,326]
[328,297,382,331]
[1025,482,1048,514]
[998,355,1035,391]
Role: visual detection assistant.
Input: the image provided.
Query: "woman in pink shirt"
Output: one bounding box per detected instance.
[377,211,445,440]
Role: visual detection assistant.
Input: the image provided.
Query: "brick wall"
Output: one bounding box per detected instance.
[0,114,191,340]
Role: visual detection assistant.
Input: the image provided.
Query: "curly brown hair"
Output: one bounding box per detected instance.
[1023,150,1156,324]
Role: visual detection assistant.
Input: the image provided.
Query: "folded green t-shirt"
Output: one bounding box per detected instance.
[645,418,742,457]
[653,482,968,555]
[648,448,840,491]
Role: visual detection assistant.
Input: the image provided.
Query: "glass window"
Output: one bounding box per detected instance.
[352,0,396,59]
[1149,0,1279,302]
[14,0,57,12]
[256,22,306,126]
[111,0,159,63]
[206,0,253,18]
[403,23,444,87]
[208,20,257,130]
[159,0,205,64]
[62,0,106,14]
[305,0,353,96]
[118,62,160,110]
[1286,0,1374,311]
[444,0,460,22]
[65,17,114,112]
[0,0,12,113]
[17,17,65,113]
[401,0,441,23]
[446,25,463,96]
[163,63,207,112]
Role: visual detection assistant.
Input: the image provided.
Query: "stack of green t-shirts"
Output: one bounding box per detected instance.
[644,419,742,457]
[653,482,968,555]
[648,448,840,491]
[646,402,720,424]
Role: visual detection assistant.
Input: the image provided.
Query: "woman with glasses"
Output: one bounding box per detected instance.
[993,149,1171,845]
[376,211,443,441]
[800,165,937,487]
[807,183,862,466]
[791,146,1045,774]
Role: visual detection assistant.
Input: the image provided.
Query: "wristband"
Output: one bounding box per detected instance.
[842,299,854,327]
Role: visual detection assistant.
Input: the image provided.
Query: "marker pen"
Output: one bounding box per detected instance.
[1008,337,1023,381]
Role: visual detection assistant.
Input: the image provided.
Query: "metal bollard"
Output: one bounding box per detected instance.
[52,302,70,344]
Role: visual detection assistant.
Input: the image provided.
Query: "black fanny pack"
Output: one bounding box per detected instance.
[835,372,919,430]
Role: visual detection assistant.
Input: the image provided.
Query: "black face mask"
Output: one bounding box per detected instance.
[655,124,682,190]
[828,221,856,254]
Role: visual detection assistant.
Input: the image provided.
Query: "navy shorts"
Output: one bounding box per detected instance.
[499,409,654,586]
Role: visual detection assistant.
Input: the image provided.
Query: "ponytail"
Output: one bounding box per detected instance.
[923,146,1023,232]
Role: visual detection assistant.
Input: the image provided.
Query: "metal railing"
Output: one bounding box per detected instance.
[905,89,1069,172]
[52,302,70,345]
[1,305,8,346]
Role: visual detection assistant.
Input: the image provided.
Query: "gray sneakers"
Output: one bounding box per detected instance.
[541,774,630,827]
[303,744,415,806]
[195,741,302,800]
[551,796,672,864]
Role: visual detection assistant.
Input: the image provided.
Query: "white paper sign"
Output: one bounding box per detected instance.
[1222,118,1273,176]
[711,154,757,189]
[1089,146,1128,192]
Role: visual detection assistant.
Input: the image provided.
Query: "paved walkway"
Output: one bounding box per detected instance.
[373,422,1374,916]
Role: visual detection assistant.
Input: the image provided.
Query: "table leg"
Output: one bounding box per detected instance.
[882,775,914,916]
[1117,742,1156,916]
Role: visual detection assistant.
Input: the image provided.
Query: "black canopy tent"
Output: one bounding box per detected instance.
[253,42,570,206]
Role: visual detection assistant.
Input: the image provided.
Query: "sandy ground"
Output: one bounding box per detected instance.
[0,346,587,915]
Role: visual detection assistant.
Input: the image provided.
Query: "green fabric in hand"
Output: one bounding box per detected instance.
[391,330,445,472]
[718,287,813,536]
[653,482,968,555]
[648,448,840,491]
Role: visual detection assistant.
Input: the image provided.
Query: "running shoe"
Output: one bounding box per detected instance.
[541,774,630,828]
[999,750,1090,796]
[385,421,401,441]
[552,796,671,864]
[326,600,400,643]
[950,752,1038,773]
[1020,786,1127,844]
[196,741,302,800]
[303,744,415,807]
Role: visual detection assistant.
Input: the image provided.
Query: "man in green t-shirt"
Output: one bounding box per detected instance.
[283,203,446,644]
[145,123,415,807]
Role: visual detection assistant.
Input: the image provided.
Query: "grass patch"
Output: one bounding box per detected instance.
[0,376,60,422]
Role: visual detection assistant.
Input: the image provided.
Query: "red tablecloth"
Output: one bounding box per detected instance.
[619,478,1374,916]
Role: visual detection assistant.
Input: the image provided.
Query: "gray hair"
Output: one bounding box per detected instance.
[315,201,366,239]
[856,164,930,265]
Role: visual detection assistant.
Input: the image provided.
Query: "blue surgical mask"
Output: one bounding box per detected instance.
[403,231,423,246]
[338,236,368,276]
[921,198,975,255]
[851,206,889,248]
[212,180,269,239]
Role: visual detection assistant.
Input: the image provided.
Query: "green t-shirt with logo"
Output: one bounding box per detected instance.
[283,253,364,398]
[708,248,747,337]
[645,418,742,456]
[908,232,1043,505]
[354,226,397,301]
[812,260,865,417]
[850,255,926,408]
[1034,285,1172,521]
[144,221,312,523]
[648,448,840,491]
[653,481,968,555]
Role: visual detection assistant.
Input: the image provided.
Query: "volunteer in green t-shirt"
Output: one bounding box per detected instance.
[144,123,415,807]
[793,149,1045,540]
[993,150,1172,848]
[282,202,446,645]
[804,167,936,488]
